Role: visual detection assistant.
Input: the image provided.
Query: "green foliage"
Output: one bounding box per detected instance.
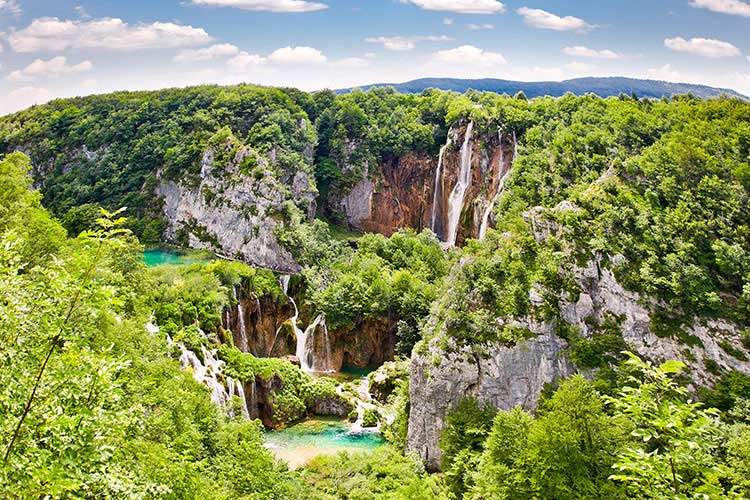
[606,353,725,498]
[299,446,451,500]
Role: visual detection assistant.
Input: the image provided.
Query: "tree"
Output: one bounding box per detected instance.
[606,352,725,499]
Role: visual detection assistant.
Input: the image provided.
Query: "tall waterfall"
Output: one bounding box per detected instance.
[513,130,518,160]
[430,144,448,238]
[445,121,474,247]
[478,131,507,241]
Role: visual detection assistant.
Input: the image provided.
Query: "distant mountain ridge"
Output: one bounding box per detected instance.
[338,76,747,99]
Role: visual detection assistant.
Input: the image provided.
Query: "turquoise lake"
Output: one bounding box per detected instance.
[142,249,210,267]
[264,418,384,469]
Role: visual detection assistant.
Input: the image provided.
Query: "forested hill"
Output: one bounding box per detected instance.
[339,76,747,99]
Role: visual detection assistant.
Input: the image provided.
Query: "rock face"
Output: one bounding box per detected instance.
[222,282,397,372]
[330,122,515,244]
[407,331,575,471]
[156,141,316,273]
[407,204,750,471]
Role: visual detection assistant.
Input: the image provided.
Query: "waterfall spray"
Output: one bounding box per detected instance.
[479,130,508,241]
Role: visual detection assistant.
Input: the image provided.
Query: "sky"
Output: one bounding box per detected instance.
[0,0,749,114]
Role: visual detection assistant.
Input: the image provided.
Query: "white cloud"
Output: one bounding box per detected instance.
[563,45,619,59]
[0,0,21,15]
[664,36,740,58]
[8,17,213,52]
[174,43,239,62]
[517,7,592,32]
[189,0,327,13]
[331,57,370,68]
[365,35,451,51]
[227,51,266,70]
[443,17,454,25]
[8,56,92,82]
[267,46,327,64]
[689,0,750,16]
[466,23,494,30]
[400,0,505,14]
[433,45,505,67]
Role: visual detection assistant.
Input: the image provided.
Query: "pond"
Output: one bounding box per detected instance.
[142,248,211,267]
[264,418,385,469]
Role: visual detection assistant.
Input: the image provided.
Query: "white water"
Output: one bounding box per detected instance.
[445,121,474,247]
[279,275,332,373]
[478,131,507,241]
[430,144,448,235]
[513,130,518,160]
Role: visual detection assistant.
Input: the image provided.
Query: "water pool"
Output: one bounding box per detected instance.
[142,249,211,267]
[264,418,384,469]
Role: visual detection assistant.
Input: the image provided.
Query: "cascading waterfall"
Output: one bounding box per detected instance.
[445,121,474,247]
[161,323,249,419]
[513,130,518,160]
[478,131,508,241]
[430,144,448,238]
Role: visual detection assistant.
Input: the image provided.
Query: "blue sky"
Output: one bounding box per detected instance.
[1,0,749,114]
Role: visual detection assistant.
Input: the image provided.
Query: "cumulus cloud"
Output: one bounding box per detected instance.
[443,17,454,25]
[689,0,750,16]
[189,0,327,12]
[74,5,91,19]
[8,56,92,82]
[227,51,266,70]
[466,23,494,30]
[400,0,505,14]
[365,35,451,51]
[0,0,21,15]
[7,17,212,52]
[433,45,506,67]
[664,36,740,58]
[267,46,327,64]
[563,46,620,59]
[646,63,683,81]
[517,7,592,32]
[174,43,239,62]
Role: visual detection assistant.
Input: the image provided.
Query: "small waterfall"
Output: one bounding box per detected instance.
[479,131,508,241]
[512,130,518,160]
[279,274,332,373]
[234,285,249,352]
[445,121,474,247]
[430,144,448,238]
[279,274,290,295]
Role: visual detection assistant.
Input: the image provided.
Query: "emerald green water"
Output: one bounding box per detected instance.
[264,418,384,469]
[142,249,210,267]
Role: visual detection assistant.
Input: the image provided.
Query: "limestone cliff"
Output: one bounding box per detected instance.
[157,140,316,273]
[406,202,750,472]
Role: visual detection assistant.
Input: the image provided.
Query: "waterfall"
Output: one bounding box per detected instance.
[512,130,518,160]
[234,285,249,352]
[430,144,448,238]
[445,121,474,247]
[278,274,332,373]
[479,131,507,241]
[279,274,290,295]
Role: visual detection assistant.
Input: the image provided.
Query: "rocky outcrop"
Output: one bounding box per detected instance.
[407,331,575,471]
[407,203,750,471]
[156,141,316,273]
[331,122,515,244]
